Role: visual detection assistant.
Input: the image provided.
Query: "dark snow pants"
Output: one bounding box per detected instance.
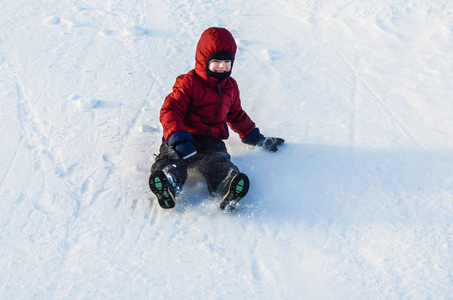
[151,136,239,195]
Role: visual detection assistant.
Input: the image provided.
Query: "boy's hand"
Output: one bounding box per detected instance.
[174,141,197,159]
[168,130,197,159]
[257,137,285,152]
[242,128,285,152]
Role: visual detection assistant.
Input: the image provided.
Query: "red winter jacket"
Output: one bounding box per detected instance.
[160,27,256,141]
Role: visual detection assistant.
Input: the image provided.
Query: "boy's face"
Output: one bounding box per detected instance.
[208,59,232,73]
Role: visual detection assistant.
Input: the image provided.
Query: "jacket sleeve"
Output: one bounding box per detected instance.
[160,74,193,140]
[226,80,256,139]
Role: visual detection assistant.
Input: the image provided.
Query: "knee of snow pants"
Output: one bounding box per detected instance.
[151,138,188,187]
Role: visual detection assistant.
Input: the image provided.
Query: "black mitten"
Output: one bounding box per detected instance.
[257,136,285,152]
[168,130,197,159]
[242,128,285,152]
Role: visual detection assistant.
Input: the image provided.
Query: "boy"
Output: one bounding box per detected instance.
[149,27,284,210]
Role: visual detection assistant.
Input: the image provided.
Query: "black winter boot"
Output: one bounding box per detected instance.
[219,173,250,211]
[149,170,176,209]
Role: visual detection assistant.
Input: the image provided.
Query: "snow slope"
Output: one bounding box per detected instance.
[1,0,452,298]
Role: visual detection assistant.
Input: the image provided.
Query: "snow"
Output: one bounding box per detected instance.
[1,0,452,298]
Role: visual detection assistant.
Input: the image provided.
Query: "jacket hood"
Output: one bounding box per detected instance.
[194,27,237,85]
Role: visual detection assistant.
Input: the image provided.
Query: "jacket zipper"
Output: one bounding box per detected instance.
[206,84,223,136]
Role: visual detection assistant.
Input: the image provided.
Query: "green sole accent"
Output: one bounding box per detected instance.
[235,179,244,193]
[154,177,162,189]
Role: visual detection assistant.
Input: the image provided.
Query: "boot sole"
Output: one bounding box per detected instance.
[149,170,176,209]
[220,173,249,211]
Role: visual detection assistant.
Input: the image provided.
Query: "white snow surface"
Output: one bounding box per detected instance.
[1,0,453,299]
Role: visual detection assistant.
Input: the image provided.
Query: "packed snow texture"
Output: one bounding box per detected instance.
[1,0,452,299]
